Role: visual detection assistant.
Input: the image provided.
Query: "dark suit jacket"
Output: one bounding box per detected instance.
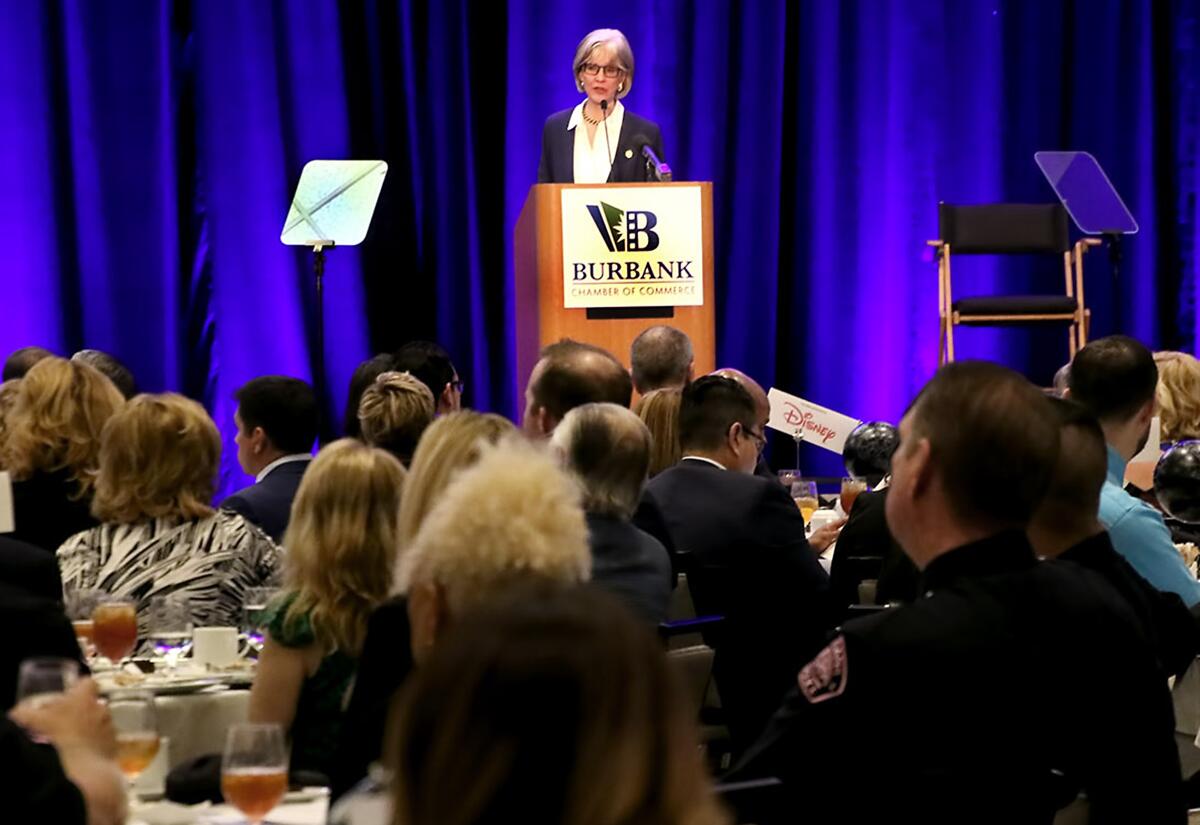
[633,458,833,752]
[732,533,1184,822]
[0,582,86,711]
[828,488,919,611]
[1059,531,1200,679]
[2,717,87,824]
[220,459,310,544]
[8,469,97,554]
[586,512,672,625]
[0,536,64,602]
[538,107,666,183]
[331,596,414,799]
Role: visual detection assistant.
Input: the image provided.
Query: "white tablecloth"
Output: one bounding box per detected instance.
[155,689,251,768]
[130,789,329,825]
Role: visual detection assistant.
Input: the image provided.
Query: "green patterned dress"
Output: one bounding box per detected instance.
[262,594,357,779]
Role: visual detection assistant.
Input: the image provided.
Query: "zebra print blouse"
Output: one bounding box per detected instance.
[57,510,281,633]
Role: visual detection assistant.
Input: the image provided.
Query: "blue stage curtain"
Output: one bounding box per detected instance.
[2,0,1199,488]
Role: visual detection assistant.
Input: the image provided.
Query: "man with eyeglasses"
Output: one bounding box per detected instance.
[633,375,840,756]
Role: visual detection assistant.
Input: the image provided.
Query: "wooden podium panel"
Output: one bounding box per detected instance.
[514,182,715,397]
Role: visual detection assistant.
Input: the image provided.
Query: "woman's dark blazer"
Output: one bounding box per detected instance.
[537,107,666,184]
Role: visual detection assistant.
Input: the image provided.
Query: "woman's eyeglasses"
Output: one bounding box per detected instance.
[581,63,624,78]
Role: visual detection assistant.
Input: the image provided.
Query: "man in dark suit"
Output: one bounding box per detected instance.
[551,402,672,624]
[522,339,632,438]
[221,376,317,543]
[0,581,85,710]
[828,488,919,611]
[633,375,840,753]
[392,340,462,416]
[734,362,1183,822]
[0,534,65,602]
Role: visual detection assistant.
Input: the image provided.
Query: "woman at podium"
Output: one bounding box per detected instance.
[537,28,667,184]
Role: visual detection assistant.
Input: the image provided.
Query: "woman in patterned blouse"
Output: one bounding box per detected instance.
[58,394,279,632]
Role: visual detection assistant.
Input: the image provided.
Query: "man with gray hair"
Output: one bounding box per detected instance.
[552,403,672,624]
[630,325,693,394]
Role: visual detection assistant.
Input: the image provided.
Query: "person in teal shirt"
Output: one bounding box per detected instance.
[1068,336,1200,606]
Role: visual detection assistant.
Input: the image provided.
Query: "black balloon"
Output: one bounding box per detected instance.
[843,421,900,485]
[1155,441,1200,524]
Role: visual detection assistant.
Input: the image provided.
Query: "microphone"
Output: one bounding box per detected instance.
[641,144,672,182]
[600,99,613,174]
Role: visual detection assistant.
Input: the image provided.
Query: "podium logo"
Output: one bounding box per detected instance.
[586,202,660,252]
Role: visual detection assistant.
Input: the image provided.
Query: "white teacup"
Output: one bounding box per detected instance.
[191,627,238,668]
[808,509,841,534]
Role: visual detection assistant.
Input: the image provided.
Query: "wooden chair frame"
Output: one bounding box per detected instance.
[927,237,1099,365]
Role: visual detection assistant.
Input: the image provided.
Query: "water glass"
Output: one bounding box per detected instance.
[15,657,81,709]
[147,594,193,669]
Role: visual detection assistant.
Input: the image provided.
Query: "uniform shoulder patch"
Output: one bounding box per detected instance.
[797,635,848,704]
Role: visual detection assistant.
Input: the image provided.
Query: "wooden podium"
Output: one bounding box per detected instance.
[514,182,715,396]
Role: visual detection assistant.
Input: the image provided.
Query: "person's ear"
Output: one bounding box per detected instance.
[726,421,744,453]
[407,582,446,663]
[538,408,557,437]
[440,383,455,411]
[251,427,268,454]
[907,438,934,499]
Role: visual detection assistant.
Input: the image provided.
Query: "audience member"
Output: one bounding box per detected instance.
[1051,361,1071,397]
[630,325,694,394]
[356,372,435,467]
[551,403,673,623]
[1030,397,1200,678]
[1,345,54,381]
[735,361,1183,822]
[634,387,683,477]
[71,350,137,399]
[396,434,590,659]
[343,353,399,438]
[1068,335,1200,605]
[392,341,462,416]
[222,376,317,543]
[0,357,124,552]
[827,488,919,611]
[249,439,405,781]
[0,379,22,458]
[1154,350,1200,443]
[58,394,279,631]
[633,375,837,753]
[712,367,776,479]
[7,679,127,825]
[523,339,632,437]
[386,587,727,825]
[0,582,84,710]
[0,535,66,603]
[333,410,516,797]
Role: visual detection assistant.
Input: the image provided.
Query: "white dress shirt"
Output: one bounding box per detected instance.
[569,99,625,184]
[255,453,312,483]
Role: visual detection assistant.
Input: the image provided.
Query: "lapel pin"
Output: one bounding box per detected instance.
[624,149,633,159]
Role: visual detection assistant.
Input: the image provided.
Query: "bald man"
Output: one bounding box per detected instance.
[713,368,774,479]
[523,340,633,437]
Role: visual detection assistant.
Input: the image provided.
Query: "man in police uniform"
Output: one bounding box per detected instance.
[733,361,1183,823]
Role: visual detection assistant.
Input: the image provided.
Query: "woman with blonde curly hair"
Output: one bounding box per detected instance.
[1154,351,1200,443]
[1,357,124,551]
[57,394,278,628]
[331,410,515,797]
[250,438,406,779]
